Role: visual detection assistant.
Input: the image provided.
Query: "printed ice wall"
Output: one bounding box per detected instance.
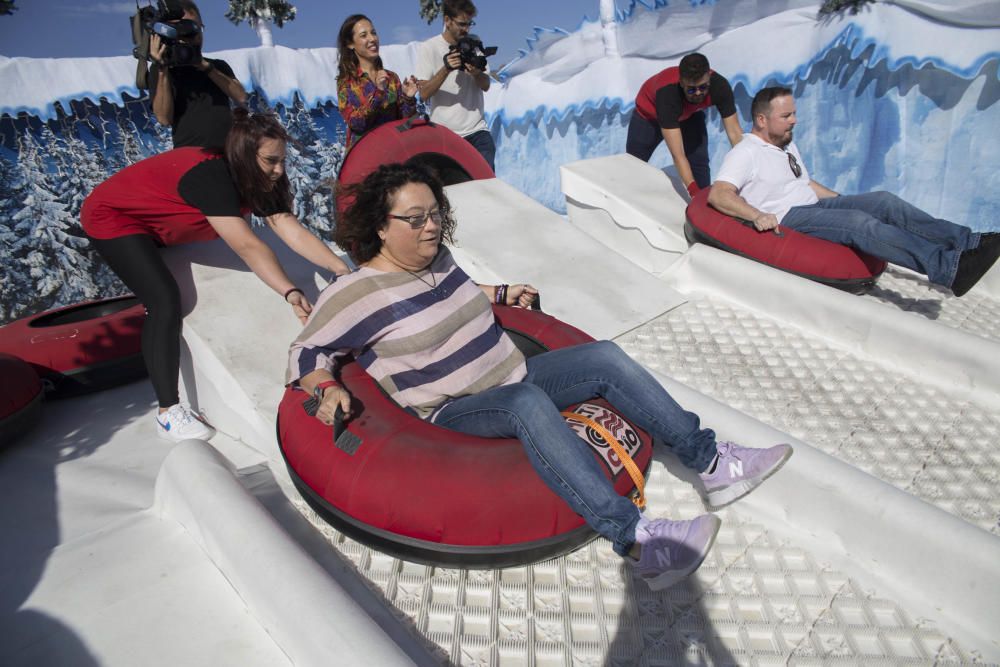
[489,0,1000,223]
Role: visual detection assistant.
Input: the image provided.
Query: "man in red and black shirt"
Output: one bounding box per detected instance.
[626,53,743,197]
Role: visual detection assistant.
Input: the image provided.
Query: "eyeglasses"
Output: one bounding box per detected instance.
[451,18,475,28]
[684,83,710,96]
[786,151,802,178]
[388,209,444,229]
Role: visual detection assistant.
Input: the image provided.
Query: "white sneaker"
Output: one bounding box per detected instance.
[156,404,216,442]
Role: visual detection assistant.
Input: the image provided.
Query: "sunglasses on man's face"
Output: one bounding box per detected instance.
[684,83,710,96]
[786,151,802,178]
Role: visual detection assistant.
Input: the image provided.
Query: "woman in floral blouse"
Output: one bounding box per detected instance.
[336,14,418,151]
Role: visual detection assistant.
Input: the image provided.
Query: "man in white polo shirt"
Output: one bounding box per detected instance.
[708,86,1000,297]
[416,0,495,169]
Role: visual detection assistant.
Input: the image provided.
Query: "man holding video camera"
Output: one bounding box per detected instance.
[416,0,495,169]
[148,1,247,149]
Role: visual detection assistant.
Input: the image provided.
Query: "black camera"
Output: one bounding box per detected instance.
[447,35,497,72]
[131,0,202,84]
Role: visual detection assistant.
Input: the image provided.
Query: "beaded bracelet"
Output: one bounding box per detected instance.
[495,284,508,305]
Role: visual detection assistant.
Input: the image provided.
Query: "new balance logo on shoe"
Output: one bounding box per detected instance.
[632,514,721,591]
[699,441,792,508]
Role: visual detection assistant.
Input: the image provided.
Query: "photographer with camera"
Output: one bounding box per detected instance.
[147,1,247,149]
[415,0,496,169]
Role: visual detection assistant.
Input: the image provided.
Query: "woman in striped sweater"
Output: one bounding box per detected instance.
[286,162,792,590]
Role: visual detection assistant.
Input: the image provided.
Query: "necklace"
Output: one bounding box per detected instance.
[378,251,438,289]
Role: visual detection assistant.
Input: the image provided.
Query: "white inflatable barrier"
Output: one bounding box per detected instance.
[560,153,690,275]
[155,440,428,667]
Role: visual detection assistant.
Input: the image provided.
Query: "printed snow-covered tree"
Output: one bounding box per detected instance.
[280,99,322,232]
[0,155,30,322]
[111,113,150,169]
[226,0,296,47]
[281,99,344,236]
[50,128,128,300]
[419,0,443,23]
[819,0,876,17]
[10,131,99,316]
[49,127,109,219]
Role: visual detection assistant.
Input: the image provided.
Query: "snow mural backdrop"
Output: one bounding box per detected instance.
[1,0,998,322]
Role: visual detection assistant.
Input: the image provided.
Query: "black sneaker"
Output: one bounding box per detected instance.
[952,234,1000,297]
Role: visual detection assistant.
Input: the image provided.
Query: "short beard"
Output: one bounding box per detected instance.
[771,128,793,148]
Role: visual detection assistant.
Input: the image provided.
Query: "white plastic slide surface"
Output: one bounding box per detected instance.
[561,153,690,274]
[159,230,343,457]
[665,245,1000,409]
[443,178,687,340]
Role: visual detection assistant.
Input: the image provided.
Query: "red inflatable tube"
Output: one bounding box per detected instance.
[0,296,147,397]
[278,305,654,568]
[0,353,43,447]
[685,188,886,293]
[336,116,495,216]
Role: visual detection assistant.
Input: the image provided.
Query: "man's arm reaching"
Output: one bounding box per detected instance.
[708,180,780,232]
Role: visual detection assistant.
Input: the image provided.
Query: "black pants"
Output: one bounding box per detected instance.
[88,234,181,408]
[464,129,496,171]
[624,110,711,188]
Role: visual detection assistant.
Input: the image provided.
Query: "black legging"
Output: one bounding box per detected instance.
[88,234,182,408]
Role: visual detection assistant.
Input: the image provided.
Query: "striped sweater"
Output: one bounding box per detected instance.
[286,247,527,419]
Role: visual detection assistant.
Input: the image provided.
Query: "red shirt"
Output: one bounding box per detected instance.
[82,147,244,246]
[635,66,725,125]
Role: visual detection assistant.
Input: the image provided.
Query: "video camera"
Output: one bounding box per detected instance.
[131,0,202,86]
[447,35,497,72]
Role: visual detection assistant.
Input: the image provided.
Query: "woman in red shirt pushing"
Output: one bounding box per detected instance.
[82,109,349,442]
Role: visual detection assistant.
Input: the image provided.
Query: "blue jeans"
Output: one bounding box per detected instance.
[781,192,979,286]
[625,110,711,188]
[464,129,496,171]
[433,340,718,556]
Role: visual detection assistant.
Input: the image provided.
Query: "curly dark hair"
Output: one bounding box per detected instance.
[335,162,457,265]
[225,108,293,215]
[336,14,383,84]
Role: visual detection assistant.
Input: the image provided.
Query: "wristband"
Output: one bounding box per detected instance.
[284,287,304,301]
[313,380,339,402]
[495,284,508,305]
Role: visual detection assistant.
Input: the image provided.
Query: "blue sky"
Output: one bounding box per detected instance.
[0,1,605,66]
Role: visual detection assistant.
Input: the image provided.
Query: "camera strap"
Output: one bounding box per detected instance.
[130,2,152,90]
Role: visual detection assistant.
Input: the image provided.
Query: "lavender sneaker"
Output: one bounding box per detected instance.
[631,514,721,591]
[699,441,792,508]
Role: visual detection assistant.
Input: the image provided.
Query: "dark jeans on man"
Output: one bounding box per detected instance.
[782,192,979,287]
[464,129,496,171]
[625,110,710,188]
